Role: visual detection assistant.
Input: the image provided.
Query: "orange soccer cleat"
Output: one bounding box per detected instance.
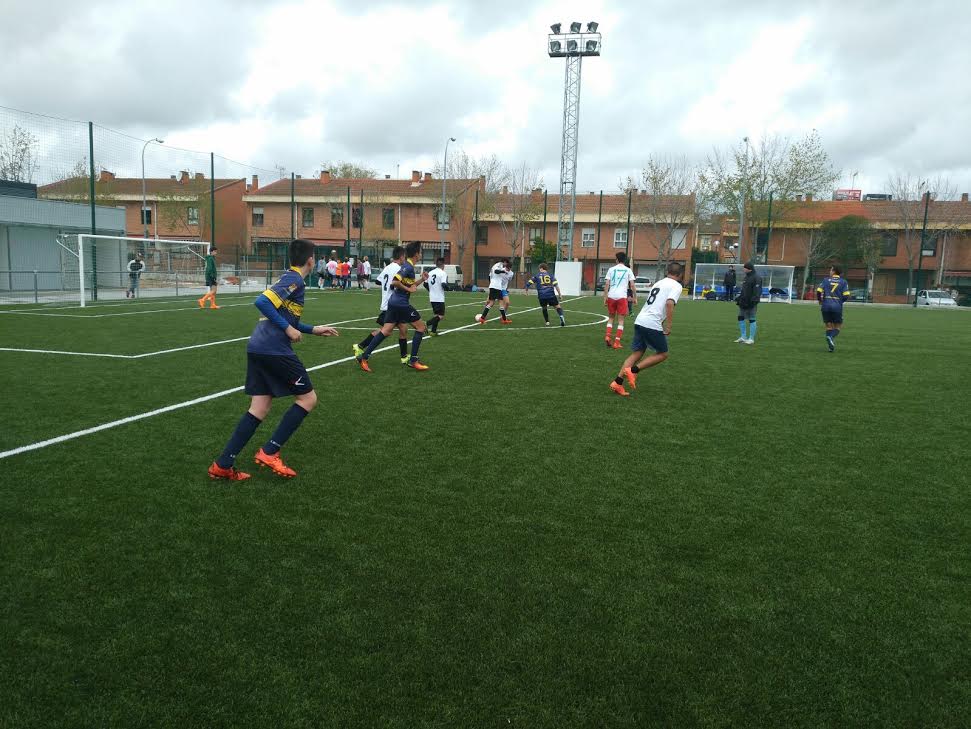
[357,357,372,372]
[609,381,629,397]
[197,297,206,308]
[208,462,251,481]
[254,448,297,478]
[406,360,429,371]
[623,367,637,389]
[612,339,622,349]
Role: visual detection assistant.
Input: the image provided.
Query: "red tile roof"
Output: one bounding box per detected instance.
[39,176,243,197]
[247,177,483,199]
[766,199,971,227]
[485,191,695,216]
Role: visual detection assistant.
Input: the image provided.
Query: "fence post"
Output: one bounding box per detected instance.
[88,122,98,301]
[33,270,39,304]
[175,272,179,297]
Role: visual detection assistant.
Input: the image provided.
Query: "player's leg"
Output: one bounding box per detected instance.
[554,297,565,326]
[499,292,510,322]
[356,311,386,355]
[611,348,643,396]
[407,311,429,369]
[428,302,444,334]
[479,290,499,322]
[397,322,409,362]
[254,358,316,477]
[360,320,397,362]
[542,303,550,324]
[736,309,748,342]
[747,309,757,342]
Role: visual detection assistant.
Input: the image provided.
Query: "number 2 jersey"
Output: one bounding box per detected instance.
[247,267,306,355]
[817,275,850,309]
[634,276,682,331]
[378,261,401,312]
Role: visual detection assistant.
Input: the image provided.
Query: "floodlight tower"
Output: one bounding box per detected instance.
[548,21,601,260]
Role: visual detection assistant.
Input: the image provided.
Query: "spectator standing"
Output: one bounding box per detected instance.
[126,253,145,299]
[723,265,736,302]
[735,261,762,344]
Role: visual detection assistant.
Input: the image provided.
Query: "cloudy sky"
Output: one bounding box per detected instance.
[2,0,970,196]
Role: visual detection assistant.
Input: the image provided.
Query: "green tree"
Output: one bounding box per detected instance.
[320,160,377,178]
[528,237,557,266]
[819,215,882,299]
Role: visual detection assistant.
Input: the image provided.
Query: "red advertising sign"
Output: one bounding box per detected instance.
[833,189,862,201]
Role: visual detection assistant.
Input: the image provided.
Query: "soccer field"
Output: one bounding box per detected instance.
[1,289,969,727]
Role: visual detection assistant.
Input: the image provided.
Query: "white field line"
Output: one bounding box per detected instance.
[0,302,485,359]
[0,298,583,460]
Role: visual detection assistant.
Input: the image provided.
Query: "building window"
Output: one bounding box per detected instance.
[529,227,543,243]
[382,207,394,230]
[671,229,688,250]
[922,235,938,257]
[331,206,344,228]
[613,228,627,247]
[436,207,450,230]
[700,235,712,251]
[880,232,897,257]
[141,207,152,225]
[252,207,264,227]
[475,224,489,245]
[302,207,314,227]
[352,206,362,229]
[581,228,595,248]
[187,206,199,225]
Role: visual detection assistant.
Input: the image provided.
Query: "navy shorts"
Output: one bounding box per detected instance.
[631,325,668,354]
[376,310,387,326]
[821,307,843,324]
[431,301,446,315]
[245,352,313,397]
[539,296,559,307]
[386,304,421,325]
[205,276,218,287]
[488,288,504,301]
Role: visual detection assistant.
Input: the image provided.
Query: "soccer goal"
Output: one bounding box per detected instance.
[56,234,210,306]
[692,263,796,303]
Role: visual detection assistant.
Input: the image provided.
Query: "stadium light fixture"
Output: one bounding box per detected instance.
[441,136,456,252]
[570,21,582,32]
[141,137,164,241]
[587,21,598,32]
[550,23,561,34]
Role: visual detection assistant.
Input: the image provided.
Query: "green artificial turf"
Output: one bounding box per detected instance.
[0,290,969,727]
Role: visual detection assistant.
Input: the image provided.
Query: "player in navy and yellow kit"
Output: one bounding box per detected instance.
[356,240,430,371]
[816,264,851,352]
[524,263,566,326]
[208,239,339,481]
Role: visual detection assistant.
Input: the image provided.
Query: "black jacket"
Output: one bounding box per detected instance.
[723,269,736,287]
[737,269,762,308]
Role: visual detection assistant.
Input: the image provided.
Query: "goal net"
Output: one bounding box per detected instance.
[692,263,796,303]
[57,234,211,306]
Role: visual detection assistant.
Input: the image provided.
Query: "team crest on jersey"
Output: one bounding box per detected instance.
[287,284,298,292]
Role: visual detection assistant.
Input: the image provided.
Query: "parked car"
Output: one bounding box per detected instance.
[915,290,958,307]
[633,276,653,294]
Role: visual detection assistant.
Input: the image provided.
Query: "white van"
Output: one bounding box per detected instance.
[414,264,464,289]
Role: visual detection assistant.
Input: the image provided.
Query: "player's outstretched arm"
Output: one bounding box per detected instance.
[312,326,339,336]
[663,299,675,335]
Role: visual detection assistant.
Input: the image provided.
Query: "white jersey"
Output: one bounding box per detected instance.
[326,260,338,275]
[378,262,401,311]
[363,260,371,276]
[500,269,515,291]
[489,263,510,290]
[634,276,682,331]
[427,267,448,303]
[605,264,635,300]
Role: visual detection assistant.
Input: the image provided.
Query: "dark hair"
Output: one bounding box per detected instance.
[289,239,315,267]
[391,245,404,260]
[405,241,421,259]
[538,262,548,270]
[436,257,445,266]
[209,247,218,254]
[831,264,842,275]
[666,261,684,277]
[615,252,627,264]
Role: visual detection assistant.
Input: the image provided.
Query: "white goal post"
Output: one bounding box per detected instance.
[692,263,796,303]
[57,234,211,307]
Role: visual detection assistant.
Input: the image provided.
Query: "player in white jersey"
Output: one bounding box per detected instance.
[353,246,411,363]
[476,258,513,325]
[423,257,450,335]
[603,252,636,349]
[610,261,684,397]
[362,256,372,291]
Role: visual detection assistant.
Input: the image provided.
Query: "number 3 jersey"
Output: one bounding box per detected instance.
[427,268,447,303]
[634,277,682,331]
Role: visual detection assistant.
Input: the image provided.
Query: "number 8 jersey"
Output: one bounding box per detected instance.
[634,277,682,331]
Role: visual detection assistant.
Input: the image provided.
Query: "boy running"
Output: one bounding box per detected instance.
[353,247,410,364]
[208,238,339,480]
[477,258,513,324]
[524,263,566,326]
[356,241,430,371]
[425,256,450,335]
[198,246,219,309]
[816,264,851,351]
[603,252,636,348]
[610,261,683,397]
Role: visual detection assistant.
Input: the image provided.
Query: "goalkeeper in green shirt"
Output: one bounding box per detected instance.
[198,246,220,309]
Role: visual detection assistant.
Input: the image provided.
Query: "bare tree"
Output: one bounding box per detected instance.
[320,160,377,178]
[624,155,701,279]
[494,163,544,282]
[0,124,39,183]
[699,130,840,261]
[885,173,958,293]
[799,228,838,299]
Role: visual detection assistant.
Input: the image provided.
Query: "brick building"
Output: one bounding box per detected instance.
[712,194,971,302]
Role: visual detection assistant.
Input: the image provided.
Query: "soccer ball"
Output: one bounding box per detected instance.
[474,314,482,322]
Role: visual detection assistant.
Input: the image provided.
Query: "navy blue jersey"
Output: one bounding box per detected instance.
[817,275,850,309]
[388,258,417,307]
[527,272,558,299]
[247,268,306,355]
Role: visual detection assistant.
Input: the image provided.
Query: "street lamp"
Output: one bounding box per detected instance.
[738,135,750,260]
[141,137,164,240]
[441,136,456,257]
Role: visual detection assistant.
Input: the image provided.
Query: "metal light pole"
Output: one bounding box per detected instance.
[548,21,601,261]
[441,136,455,258]
[913,190,931,307]
[141,137,164,240]
[737,136,750,261]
